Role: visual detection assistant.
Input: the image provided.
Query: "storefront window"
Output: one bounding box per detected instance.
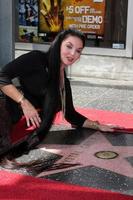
[17,0,128,49]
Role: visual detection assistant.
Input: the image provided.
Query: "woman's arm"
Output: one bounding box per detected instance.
[1,84,41,128]
[1,84,24,103]
[0,51,44,127]
[65,77,114,132]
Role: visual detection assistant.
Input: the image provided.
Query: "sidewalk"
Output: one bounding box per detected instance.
[70,77,133,114]
[1,76,132,197]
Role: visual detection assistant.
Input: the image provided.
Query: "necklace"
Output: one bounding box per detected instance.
[60,72,66,120]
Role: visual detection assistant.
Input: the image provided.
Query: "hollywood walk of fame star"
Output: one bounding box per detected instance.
[38,131,133,178]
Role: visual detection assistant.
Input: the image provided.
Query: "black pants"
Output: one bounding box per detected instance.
[0,94,47,158]
[0,96,12,156]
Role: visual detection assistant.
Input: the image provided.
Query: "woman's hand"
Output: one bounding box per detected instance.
[20,98,41,128]
[83,119,115,132]
[96,124,114,132]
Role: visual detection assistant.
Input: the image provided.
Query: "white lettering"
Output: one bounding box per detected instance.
[82,15,103,24]
[75,6,90,14]
[69,24,100,30]
[66,6,74,14]
[66,6,91,14]
[87,24,100,29]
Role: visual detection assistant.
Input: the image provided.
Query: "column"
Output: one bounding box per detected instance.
[0,0,15,68]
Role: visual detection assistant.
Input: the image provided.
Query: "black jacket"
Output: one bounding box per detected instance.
[0,50,87,129]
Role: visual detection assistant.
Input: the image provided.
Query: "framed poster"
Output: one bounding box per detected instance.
[62,0,105,36]
[18,0,38,42]
[38,0,105,36]
[38,0,63,33]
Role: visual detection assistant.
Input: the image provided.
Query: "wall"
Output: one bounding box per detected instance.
[0,0,15,67]
[15,49,133,81]
[68,54,133,81]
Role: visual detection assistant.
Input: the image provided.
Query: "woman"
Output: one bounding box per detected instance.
[0,29,114,157]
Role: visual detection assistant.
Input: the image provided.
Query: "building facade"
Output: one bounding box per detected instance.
[1,0,133,81]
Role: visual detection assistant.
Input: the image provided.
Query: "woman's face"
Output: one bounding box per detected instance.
[60,35,84,68]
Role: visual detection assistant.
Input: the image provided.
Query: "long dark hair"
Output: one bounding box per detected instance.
[35,29,85,140]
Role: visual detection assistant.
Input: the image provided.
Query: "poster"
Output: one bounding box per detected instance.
[18,0,38,42]
[39,0,105,36]
[38,0,63,33]
[62,0,105,35]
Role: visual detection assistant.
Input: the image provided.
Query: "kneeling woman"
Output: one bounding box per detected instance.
[0,29,114,159]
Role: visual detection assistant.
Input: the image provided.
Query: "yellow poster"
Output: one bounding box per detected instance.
[62,0,105,35]
[39,0,105,35]
[39,0,63,33]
